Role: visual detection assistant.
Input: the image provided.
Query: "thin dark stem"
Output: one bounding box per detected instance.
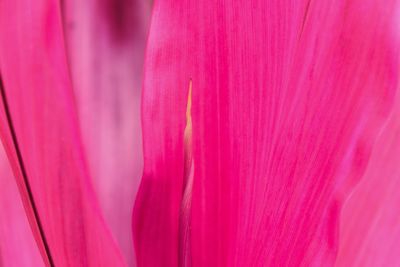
[0,76,55,267]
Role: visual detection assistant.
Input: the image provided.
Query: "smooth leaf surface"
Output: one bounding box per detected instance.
[61,0,151,265]
[0,0,126,266]
[0,142,44,267]
[133,0,400,266]
[336,83,400,267]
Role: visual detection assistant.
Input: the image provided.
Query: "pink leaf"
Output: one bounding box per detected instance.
[0,141,44,267]
[132,1,195,264]
[336,82,400,267]
[61,0,151,265]
[0,0,126,265]
[133,0,400,266]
